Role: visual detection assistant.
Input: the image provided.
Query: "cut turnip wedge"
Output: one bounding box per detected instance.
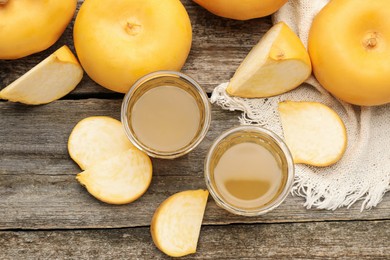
[151,190,209,257]
[0,45,83,104]
[68,116,136,170]
[226,22,311,98]
[76,148,152,204]
[278,101,347,167]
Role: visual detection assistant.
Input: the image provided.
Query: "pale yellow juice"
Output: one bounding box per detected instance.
[214,142,284,209]
[131,86,201,152]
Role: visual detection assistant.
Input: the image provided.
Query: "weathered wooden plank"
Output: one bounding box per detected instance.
[1,99,390,229]
[1,220,389,259]
[0,0,271,95]
[0,99,240,165]
[1,173,390,230]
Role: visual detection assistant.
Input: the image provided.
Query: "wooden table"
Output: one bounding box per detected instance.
[1,1,389,259]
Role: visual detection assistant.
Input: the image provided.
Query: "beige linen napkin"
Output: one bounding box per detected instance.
[211,0,390,210]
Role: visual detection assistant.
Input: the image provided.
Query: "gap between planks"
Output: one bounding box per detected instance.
[1,218,390,232]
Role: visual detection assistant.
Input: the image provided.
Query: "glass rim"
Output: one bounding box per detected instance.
[121,70,211,159]
[204,125,295,216]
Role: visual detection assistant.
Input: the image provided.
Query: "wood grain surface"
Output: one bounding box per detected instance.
[1,221,389,259]
[1,0,389,259]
